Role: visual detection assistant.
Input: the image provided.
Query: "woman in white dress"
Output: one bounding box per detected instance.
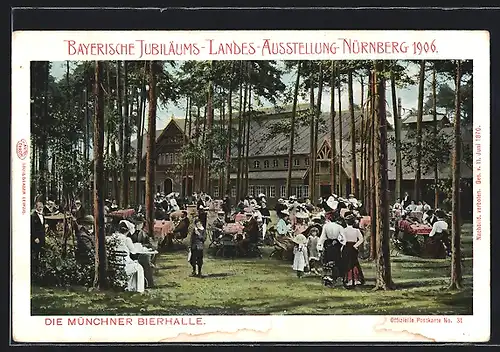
[292,233,309,278]
[110,221,145,293]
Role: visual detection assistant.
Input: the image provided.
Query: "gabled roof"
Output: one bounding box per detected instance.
[130,118,188,163]
[402,113,448,124]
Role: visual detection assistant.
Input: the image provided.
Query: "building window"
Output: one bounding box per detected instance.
[294,158,300,166]
[213,186,219,198]
[273,159,278,167]
[280,185,286,198]
[283,159,289,168]
[303,185,309,198]
[254,160,260,169]
[231,186,236,198]
[296,186,303,198]
[305,157,309,166]
[166,153,174,164]
[255,185,265,196]
[268,186,276,198]
[264,160,270,168]
[249,185,255,196]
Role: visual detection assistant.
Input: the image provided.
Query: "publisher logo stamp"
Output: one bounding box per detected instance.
[16,139,28,160]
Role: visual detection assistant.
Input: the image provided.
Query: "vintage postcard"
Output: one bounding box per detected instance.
[11,30,489,343]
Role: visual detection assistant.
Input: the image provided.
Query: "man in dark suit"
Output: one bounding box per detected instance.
[197,196,209,229]
[31,201,46,271]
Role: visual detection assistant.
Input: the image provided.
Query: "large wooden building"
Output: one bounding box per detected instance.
[123,106,473,218]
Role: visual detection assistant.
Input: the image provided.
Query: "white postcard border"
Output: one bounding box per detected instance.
[11,30,490,343]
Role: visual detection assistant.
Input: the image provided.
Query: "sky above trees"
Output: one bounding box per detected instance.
[50,61,425,130]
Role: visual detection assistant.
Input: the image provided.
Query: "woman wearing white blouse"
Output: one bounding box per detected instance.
[338,214,365,289]
[110,221,145,293]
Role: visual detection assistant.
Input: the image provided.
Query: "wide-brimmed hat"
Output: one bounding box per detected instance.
[348,194,355,198]
[131,214,145,224]
[326,198,338,210]
[278,198,284,203]
[80,215,94,225]
[292,234,308,245]
[345,213,356,222]
[295,211,309,219]
[280,209,290,216]
[258,193,266,198]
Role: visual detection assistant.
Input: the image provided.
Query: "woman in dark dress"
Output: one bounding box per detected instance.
[339,214,365,289]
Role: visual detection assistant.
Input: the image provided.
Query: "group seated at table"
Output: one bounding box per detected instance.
[89,215,157,292]
[393,206,451,259]
[210,210,262,258]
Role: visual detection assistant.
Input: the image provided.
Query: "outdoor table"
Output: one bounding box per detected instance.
[108,208,135,219]
[410,224,432,235]
[169,210,183,220]
[359,216,371,229]
[134,248,158,288]
[224,223,245,235]
[408,211,423,223]
[152,220,174,242]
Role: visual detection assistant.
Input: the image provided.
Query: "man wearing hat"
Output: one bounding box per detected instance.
[130,215,152,248]
[175,210,191,237]
[260,202,271,240]
[222,192,232,222]
[72,199,86,223]
[275,198,287,217]
[213,210,226,240]
[31,201,47,272]
[75,215,95,265]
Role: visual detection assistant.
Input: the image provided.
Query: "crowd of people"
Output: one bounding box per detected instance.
[31,186,453,293]
[391,192,451,258]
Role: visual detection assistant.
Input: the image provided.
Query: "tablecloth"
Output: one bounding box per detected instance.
[153,220,174,240]
[410,224,432,235]
[359,216,371,229]
[224,223,244,235]
[108,208,135,218]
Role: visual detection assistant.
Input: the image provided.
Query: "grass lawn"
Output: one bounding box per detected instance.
[31,221,473,316]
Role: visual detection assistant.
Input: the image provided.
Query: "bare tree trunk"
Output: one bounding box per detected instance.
[92,61,108,290]
[206,61,215,196]
[359,75,365,202]
[337,80,343,196]
[391,70,403,201]
[286,61,302,198]
[121,61,130,208]
[39,61,50,202]
[236,62,247,199]
[414,60,426,202]
[135,63,147,205]
[116,61,123,206]
[244,79,252,196]
[449,60,463,290]
[309,65,316,201]
[225,62,235,197]
[370,70,376,260]
[145,61,158,241]
[314,63,324,199]
[182,96,189,198]
[329,61,337,195]
[348,70,358,196]
[432,64,440,209]
[374,61,393,290]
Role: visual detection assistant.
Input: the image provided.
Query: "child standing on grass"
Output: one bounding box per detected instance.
[292,234,309,278]
[306,227,321,275]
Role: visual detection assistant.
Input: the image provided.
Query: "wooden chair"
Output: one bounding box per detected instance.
[215,235,237,258]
